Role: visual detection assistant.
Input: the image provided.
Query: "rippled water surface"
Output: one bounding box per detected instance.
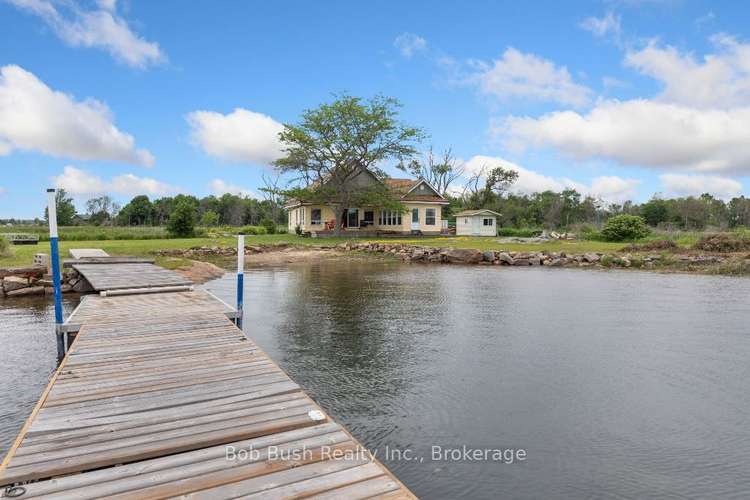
[2,262,750,499]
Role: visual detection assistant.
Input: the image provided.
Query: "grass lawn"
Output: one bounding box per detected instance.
[0,233,645,269]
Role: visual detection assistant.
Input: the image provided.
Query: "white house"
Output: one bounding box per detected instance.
[455,209,501,236]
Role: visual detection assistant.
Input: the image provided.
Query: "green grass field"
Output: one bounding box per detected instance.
[0,232,652,269]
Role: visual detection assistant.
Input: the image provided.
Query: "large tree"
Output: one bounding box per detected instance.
[273,94,424,235]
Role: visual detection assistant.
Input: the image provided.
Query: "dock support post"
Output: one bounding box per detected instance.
[236,233,244,329]
[47,188,65,362]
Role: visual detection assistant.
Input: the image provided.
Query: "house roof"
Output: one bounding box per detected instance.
[454,209,502,217]
[285,171,448,208]
[384,178,447,203]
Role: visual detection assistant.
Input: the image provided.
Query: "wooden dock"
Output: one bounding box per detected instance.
[0,261,414,498]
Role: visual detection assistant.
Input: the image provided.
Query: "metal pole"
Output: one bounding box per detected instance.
[47,188,65,361]
[236,233,245,329]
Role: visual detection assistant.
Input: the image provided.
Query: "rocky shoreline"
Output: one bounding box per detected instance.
[0,266,90,298]
[157,242,734,272]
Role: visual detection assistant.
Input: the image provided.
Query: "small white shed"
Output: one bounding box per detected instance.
[455,209,501,236]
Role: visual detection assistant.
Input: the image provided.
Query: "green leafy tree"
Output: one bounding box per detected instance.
[167,200,196,237]
[117,195,153,226]
[601,214,650,241]
[44,188,76,226]
[640,197,669,226]
[200,210,219,227]
[274,94,424,235]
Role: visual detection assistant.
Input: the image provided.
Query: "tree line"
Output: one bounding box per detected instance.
[44,189,287,231]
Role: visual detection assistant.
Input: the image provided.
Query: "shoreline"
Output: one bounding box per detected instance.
[156,242,750,277]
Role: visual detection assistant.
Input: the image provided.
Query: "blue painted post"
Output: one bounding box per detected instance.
[47,188,65,361]
[236,233,245,329]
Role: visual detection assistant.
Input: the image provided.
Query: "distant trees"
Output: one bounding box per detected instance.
[85,195,119,225]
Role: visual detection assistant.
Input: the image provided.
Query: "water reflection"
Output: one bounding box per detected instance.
[0,295,77,455]
[204,262,750,499]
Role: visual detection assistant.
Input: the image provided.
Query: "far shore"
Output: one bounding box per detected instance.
[2,233,750,281]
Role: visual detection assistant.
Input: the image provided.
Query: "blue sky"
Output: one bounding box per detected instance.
[2,0,750,218]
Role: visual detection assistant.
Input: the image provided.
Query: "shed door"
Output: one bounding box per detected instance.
[472,216,481,236]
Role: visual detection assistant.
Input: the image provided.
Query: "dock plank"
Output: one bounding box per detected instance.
[0,290,414,499]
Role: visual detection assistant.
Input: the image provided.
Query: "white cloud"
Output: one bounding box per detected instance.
[186,108,284,165]
[580,12,622,39]
[53,166,178,196]
[660,173,742,199]
[8,0,164,68]
[0,65,154,166]
[499,99,750,173]
[394,33,427,58]
[462,155,639,202]
[589,175,640,203]
[209,179,257,198]
[625,35,750,109]
[466,48,591,107]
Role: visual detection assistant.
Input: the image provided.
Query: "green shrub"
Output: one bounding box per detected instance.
[295,224,302,236]
[601,215,650,242]
[240,225,267,235]
[260,218,277,235]
[167,201,197,237]
[497,227,543,237]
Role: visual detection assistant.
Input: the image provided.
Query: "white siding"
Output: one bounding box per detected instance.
[455,215,496,236]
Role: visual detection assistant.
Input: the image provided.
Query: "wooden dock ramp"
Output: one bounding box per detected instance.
[0,267,414,497]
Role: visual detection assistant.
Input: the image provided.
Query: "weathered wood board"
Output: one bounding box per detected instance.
[0,290,414,499]
[72,262,192,291]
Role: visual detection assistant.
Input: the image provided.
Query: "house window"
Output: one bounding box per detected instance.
[347,208,359,228]
[311,208,322,225]
[379,210,402,226]
[425,208,436,225]
[483,218,493,226]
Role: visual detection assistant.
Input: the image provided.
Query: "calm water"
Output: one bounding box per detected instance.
[2,263,750,499]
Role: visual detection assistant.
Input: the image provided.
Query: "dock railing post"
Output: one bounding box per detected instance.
[236,233,244,329]
[47,188,65,361]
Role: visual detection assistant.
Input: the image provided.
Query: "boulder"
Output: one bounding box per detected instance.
[482,251,495,262]
[497,252,514,265]
[583,253,600,263]
[7,286,45,297]
[2,276,29,292]
[72,278,95,293]
[513,258,530,266]
[444,248,484,264]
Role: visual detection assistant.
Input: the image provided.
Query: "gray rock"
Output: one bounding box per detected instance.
[513,258,530,266]
[583,253,600,263]
[444,248,484,264]
[72,278,95,293]
[7,286,45,297]
[2,276,28,292]
[497,252,514,265]
[482,251,495,262]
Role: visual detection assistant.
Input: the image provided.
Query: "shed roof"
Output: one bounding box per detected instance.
[454,209,502,217]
